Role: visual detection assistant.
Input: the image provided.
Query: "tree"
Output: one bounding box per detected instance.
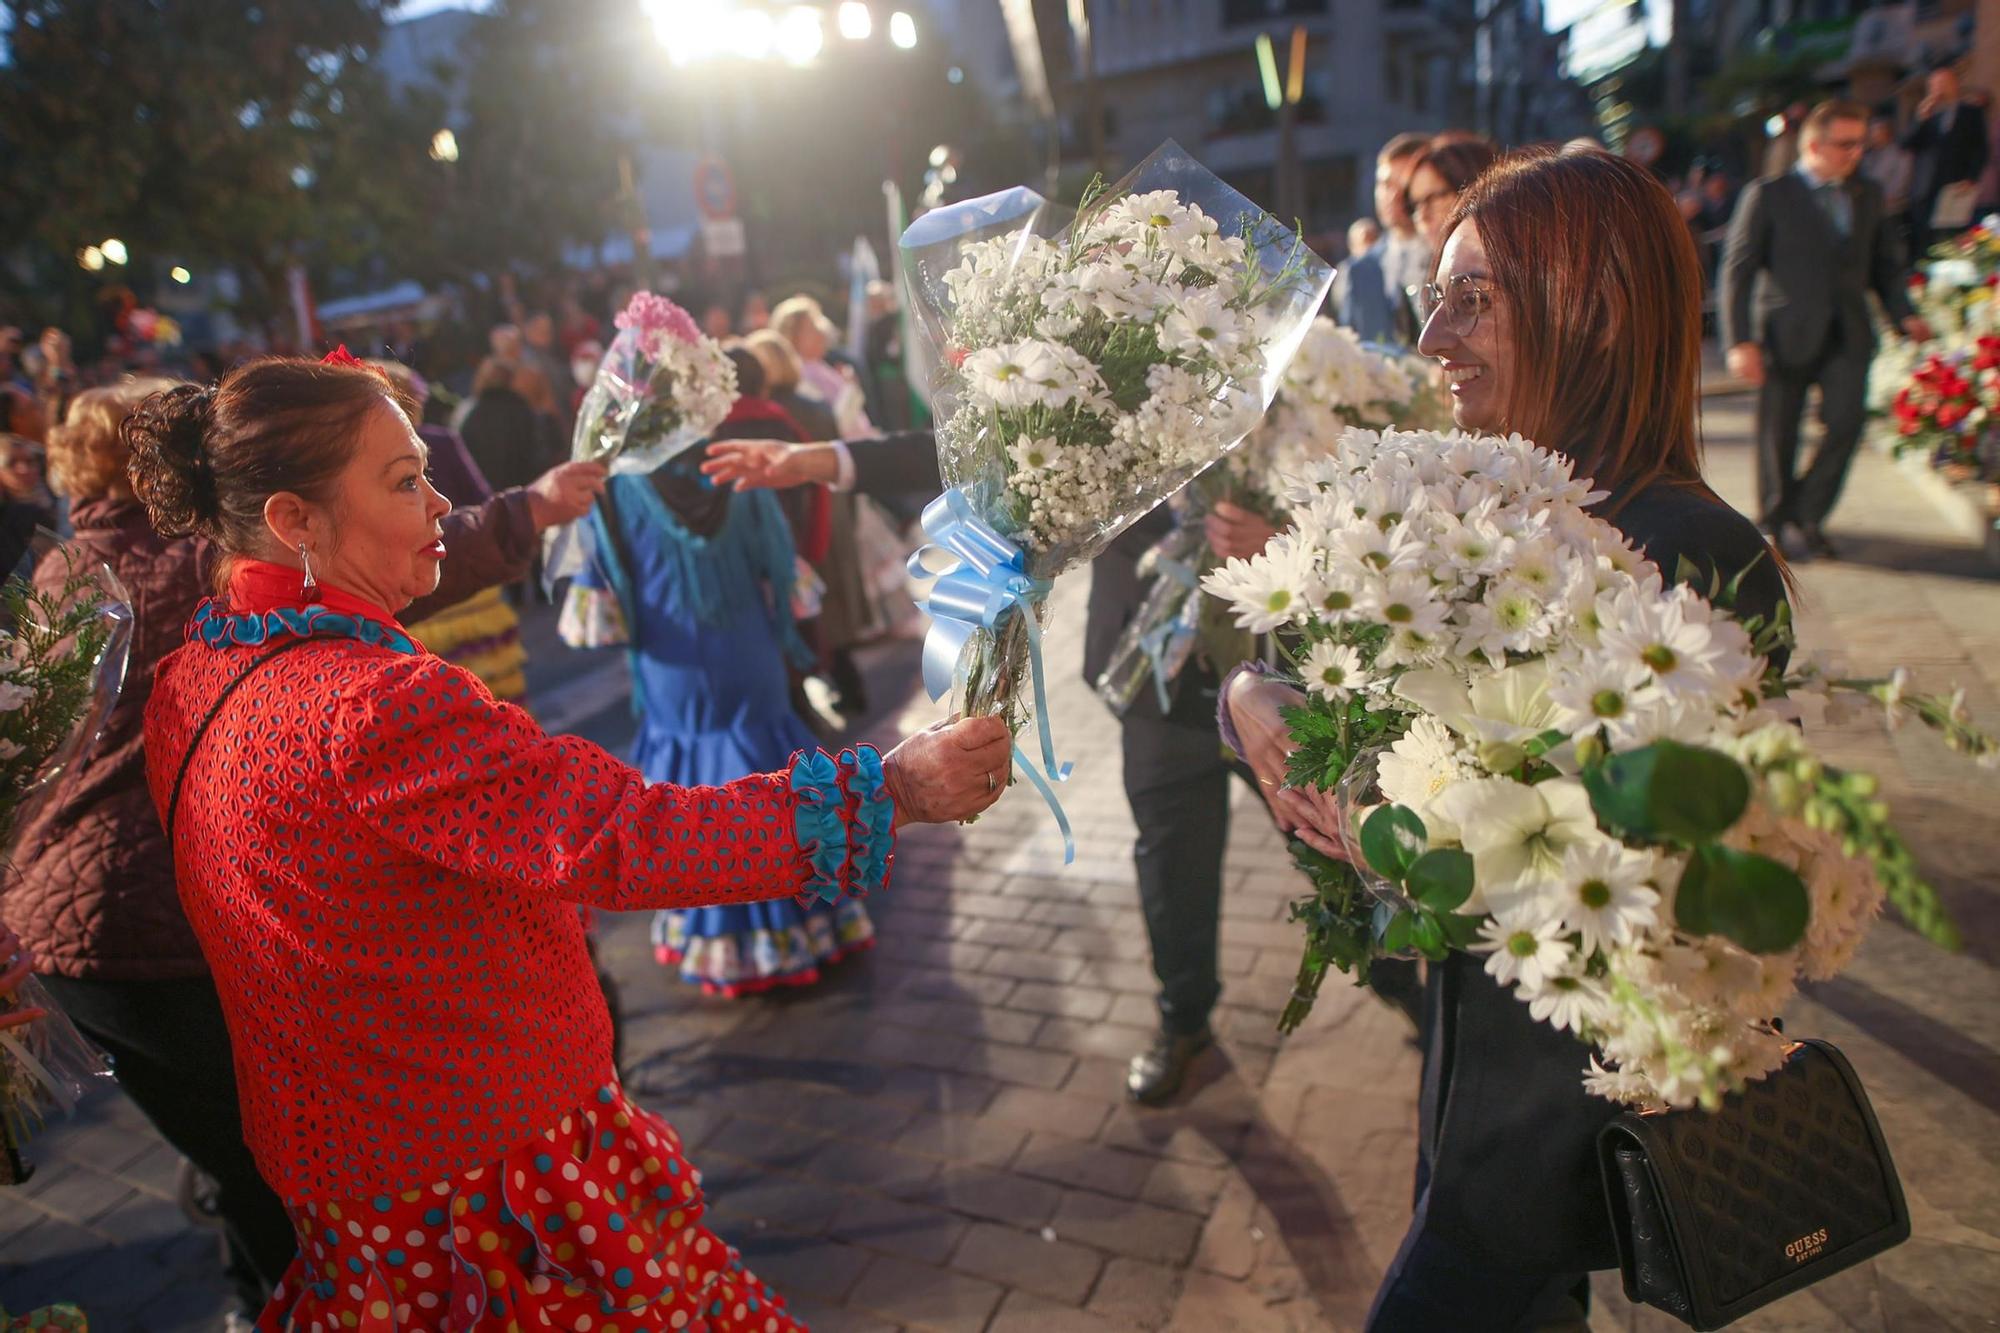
[0,0,441,328]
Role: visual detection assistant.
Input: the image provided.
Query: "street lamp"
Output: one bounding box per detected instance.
[170,265,192,284]
[889,10,916,49]
[78,246,105,272]
[837,1,870,41]
[429,128,460,163]
[100,237,129,266]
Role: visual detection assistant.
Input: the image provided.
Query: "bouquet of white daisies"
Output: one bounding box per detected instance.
[898,141,1332,739]
[1096,319,1448,714]
[1203,427,1990,1109]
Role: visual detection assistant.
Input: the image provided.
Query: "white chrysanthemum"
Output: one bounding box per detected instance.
[1375,716,1478,841]
[1583,1056,1659,1106]
[1158,290,1251,361]
[1548,654,1649,734]
[1470,912,1574,991]
[1522,968,1612,1033]
[1302,641,1372,702]
[1595,584,1734,702]
[1201,542,1317,634]
[1359,572,1450,638]
[1008,436,1061,473]
[1551,840,1661,955]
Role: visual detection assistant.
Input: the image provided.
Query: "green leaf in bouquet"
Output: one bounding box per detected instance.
[1408,911,1448,959]
[1380,908,1416,955]
[1674,843,1809,954]
[1281,700,1351,792]
[1583,740,1750,844]
[1360,804,1427,883]
[1438,910,1485,949]
[1406,848,1475,913]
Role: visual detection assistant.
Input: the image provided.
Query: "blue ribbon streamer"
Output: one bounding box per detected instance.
[907,489,1075,863]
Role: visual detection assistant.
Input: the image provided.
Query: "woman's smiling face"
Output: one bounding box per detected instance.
[1417,221,1513,434]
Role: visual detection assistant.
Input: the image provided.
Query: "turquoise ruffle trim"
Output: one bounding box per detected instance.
[840,745,895,896]
[789,749,850,908]
[187,599,418,656]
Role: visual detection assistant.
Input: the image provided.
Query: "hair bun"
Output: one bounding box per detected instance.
[125,382,220,539]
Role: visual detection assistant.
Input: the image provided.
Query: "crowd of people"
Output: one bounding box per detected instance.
[0,61,1991,1333]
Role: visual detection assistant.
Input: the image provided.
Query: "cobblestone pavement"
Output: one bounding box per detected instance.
[3,393,1998,1331]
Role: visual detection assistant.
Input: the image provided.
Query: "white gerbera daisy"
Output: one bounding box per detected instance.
[1548,654,1648,733]
[1008,436,1061,473]
[1201,541,1318,634]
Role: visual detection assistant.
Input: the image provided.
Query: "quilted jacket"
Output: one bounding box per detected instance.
[2,490,537,980]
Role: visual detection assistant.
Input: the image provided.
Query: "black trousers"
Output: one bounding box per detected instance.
[1755,333,1871,531]
[37,973,296,1312]
[1121,706,1257,1037]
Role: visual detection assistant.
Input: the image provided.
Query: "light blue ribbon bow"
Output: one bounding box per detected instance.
[907,489,1075,863]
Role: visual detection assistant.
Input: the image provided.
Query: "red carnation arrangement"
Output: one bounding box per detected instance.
[1892,341,1999,466]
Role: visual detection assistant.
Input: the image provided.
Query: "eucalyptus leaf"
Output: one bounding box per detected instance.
[1584,740,1751,843]
[1360,805,1428,883]
[1407,848,1475,912]
[1675,843,1809,954]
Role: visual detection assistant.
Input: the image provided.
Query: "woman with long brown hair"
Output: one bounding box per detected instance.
[1223,146,1785,1329]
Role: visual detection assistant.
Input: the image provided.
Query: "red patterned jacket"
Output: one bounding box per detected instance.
[144,561,890,1202]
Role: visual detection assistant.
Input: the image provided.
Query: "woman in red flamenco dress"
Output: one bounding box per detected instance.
[130,352,1009,1330]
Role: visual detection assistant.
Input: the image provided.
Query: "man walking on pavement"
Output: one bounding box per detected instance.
[1902,63,1990,253]
[1721,99,1931,560]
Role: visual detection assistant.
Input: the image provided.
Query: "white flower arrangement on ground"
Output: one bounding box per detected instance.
[901,142,1332,731]
[1203,426,1993,1109]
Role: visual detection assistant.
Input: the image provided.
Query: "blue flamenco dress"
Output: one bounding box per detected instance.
[577,467,874,996]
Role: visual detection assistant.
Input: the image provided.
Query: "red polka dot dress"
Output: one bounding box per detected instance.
[144,563,894,1331]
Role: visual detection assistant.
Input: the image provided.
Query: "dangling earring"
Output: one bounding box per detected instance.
[299,542,318,601]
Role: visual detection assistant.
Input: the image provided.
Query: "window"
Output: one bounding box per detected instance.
[1222,0,1330,25]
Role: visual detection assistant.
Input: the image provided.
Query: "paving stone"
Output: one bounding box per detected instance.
[1051,1189,1203,1265]
[1087,1255,1186,1329]
[953,1040,1076,1091]
[701,1115,831,1173]
[894,967,1018,1006]
[1011,1132,1153,1199]
[881,998,1043,1047]
[986,1289,1126,1333]
[894,1112,1028,1168]
[982,1086,1115,1141]
[980,948,1086,984]
[949,1220,1104,1305]
[705,1168,844,1236]
[803,1138,941,1198]
[867,1066,1002,1116]
[1004,982,1114,1021]
[956,919,1057,950]
[908,1164,1063,1230]
[845,1252,1005,1330]
[731,1232,874,1303]
[1140,1158,1233,1215]
[830,1191,969,1267]
[1032,1016,1154,1062]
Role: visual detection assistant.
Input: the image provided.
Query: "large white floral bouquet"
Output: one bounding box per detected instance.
[1097,319,1448,713]
[899,141,1332,738]
[1203,427,1991,1109]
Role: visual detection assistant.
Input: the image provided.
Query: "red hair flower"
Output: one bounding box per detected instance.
[322,344,371,371]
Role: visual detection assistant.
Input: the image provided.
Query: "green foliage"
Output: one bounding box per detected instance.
[0,556,122,851]
[1674,844,1809,955]
[1583,740,1751,844]
[1359,804,1426,883]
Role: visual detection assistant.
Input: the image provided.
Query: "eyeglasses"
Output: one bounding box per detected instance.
[1417,276,1498,339]
[1408,187,1459,219]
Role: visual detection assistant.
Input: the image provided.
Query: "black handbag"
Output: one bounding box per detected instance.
[1598,1039,1909,1330]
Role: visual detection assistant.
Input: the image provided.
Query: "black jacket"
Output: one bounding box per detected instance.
[1720,170,1914,369]
[1901,102,1991,211]
[1421,481,1787,1275]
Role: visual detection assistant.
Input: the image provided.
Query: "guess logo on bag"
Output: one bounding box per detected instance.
[1785,1227,1830,1263]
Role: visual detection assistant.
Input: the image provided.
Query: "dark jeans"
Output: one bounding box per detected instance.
[38,973,295,1313]
[1121,710,1256,1037]
[1755,334,1871,531]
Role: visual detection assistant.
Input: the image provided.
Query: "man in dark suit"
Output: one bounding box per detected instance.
[1721,98,1932,559]
[1902,64,1991,252]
